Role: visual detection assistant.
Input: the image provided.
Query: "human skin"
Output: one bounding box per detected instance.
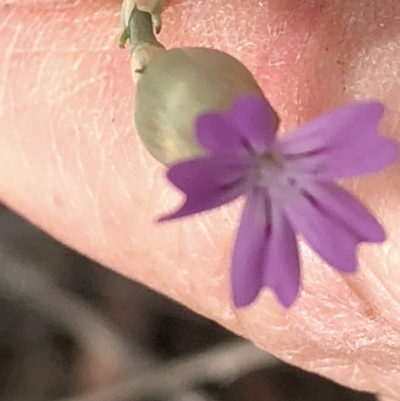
[0,0,400,399]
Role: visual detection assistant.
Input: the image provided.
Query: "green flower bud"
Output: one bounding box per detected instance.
[134,47,279,165]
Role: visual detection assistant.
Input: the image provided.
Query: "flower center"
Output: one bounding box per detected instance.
[256,151,285,180]
[253,151,301,204]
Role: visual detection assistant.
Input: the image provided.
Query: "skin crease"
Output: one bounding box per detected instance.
[0,0,400,399]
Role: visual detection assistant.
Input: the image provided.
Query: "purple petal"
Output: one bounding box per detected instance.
[228,95,278,152]
[196,113,245,153]
[263,205,301,308]
[280,102,384,152]
[305,182,386,243]
[285,192,362,273]
[197,95,277,154]
[322,136,398,179]
[158,153,251,221]
[284,136,398,180]
[279,102,399,178]
[231,186,271,308]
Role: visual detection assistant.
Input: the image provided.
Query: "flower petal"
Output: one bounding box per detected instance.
[325,136,398,178]
[279,102,399,178]
[231,186,271,308]
[196,95,277,154]
[285,192,362,273]
[158,153,251,221]
[285,136,398,180]
[305,182,386,243]
[196,112,245,153]
[263,206,301,308]
[227,95,278,152]
[280,102,384,152]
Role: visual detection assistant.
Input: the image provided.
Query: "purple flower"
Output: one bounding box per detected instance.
[158,95,398,308]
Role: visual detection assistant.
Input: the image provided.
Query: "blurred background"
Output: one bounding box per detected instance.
[0,202,378,401]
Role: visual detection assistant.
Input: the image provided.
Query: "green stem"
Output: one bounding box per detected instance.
[120,6,164,54]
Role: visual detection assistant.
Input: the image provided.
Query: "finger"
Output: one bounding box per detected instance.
[1,0,400,399]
